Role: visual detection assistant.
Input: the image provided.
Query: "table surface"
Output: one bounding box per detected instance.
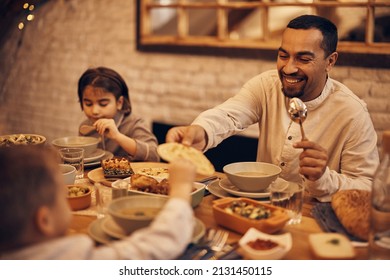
[68,162,368,260]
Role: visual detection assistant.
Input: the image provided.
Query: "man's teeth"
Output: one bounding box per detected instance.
[286,78,301,84]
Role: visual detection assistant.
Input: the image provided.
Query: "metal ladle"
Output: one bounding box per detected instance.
[288,97,308,140]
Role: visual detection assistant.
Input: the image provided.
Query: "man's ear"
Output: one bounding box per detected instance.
[35,206,55,237]
[326,51,338,72]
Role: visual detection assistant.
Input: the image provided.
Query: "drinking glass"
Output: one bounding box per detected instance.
[270,181,304,225]
[59,148,84,179]
[94,183,112,219]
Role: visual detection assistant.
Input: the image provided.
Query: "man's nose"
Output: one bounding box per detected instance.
[283,58,298,75]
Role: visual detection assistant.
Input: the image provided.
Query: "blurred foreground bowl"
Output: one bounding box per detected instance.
[52,136,99,156]
[223,162,281,192]
[60,164,76,185]
[108,196,167,234]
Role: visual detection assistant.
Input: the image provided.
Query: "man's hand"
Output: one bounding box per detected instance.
[166,125,207,151]
[293,140,328,181]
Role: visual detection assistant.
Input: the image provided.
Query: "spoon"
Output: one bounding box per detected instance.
[79,124,106,150]
[79,124,96,135]
[288,98,308,140]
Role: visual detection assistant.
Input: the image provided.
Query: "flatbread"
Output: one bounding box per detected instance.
[157,143,215,176]
[331,189,370,241]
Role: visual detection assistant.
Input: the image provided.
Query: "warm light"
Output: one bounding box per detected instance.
[29,4,35,11]
[18,22,25,30]
[23,3,29,9]
[27,14,35,21]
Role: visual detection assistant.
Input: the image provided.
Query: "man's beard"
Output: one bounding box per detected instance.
[281,86,305,99]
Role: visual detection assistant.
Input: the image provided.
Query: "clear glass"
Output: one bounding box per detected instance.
[270,181,304,225]
[59,148,84,179]
[94,183,112,219]
[369,152,390,260]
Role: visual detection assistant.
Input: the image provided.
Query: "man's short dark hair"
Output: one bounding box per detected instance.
[287,14,338,57]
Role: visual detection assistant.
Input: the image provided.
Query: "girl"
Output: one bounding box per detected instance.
[77,67,159,162]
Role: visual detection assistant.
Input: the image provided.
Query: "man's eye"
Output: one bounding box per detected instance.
[99,102,109,107]
[298,57,312,63]
[278,54,288,60]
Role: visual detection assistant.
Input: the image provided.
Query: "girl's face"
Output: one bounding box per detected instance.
[81,85,123,122]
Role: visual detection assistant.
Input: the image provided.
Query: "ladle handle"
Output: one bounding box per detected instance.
[299,120,307,141]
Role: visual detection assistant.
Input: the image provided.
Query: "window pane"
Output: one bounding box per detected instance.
[151,8,178,35]
[374,7,390,43]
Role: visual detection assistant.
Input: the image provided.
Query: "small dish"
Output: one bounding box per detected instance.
[239,228,292,260]
[85,151,114,168]
[219,178,270,199]
[66,185,92,211]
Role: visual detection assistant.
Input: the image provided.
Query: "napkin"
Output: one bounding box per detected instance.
[311,203,365,242]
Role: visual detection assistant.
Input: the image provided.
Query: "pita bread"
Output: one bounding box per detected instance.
[331,189,370,241]
[157,142,215,176]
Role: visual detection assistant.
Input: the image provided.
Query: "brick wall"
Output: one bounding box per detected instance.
[0,0,389,154]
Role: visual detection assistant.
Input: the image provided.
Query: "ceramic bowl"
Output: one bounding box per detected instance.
[52,136,99,156]
[66,185,92,211]
[113,178,205,208]
[239,227,292,260]
[223,162,281,192]
[108,195,167,234]
[60,164,76,185]
[0,133,46,147]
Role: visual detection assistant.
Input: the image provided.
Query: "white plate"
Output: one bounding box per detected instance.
[207,180,270,202]
[88,218,116,244]
[84,149,106,163]
[89,216,206,244]
[101,216,127,239]
[85,151,114,167]
[219,178,270,199]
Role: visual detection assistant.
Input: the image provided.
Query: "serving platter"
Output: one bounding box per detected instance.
[88,216,206,244]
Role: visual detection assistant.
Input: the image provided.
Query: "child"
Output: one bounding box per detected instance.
[78,66,159,162]
[0,146,195,259]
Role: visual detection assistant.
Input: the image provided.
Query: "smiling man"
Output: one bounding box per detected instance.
[166,15,379,202]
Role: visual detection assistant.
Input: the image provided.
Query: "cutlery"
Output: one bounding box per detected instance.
[288,97,308,140]
[79,124,96,135]
[79,124,106,151]
[208,242,239,260]
[192,229,229,260]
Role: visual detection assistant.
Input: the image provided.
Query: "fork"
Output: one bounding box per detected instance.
[192,229,229,260]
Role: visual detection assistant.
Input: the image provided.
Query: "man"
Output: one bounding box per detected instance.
[166,15,379,202]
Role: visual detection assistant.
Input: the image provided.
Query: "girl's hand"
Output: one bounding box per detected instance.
[168,159,196,202]
[93,119,120,140]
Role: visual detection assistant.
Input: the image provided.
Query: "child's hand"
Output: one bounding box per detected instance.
[94,119,120,139]
[168,159,196,202]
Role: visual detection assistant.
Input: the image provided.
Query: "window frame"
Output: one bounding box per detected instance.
[136,0,390,68]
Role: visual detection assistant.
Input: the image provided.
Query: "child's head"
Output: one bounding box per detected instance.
[0,146,71,252]
[78,67,132,121]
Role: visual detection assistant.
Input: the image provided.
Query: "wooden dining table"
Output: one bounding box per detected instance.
[68,162,368,260]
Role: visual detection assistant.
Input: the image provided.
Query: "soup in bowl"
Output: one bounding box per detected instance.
[223,162,281,192]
